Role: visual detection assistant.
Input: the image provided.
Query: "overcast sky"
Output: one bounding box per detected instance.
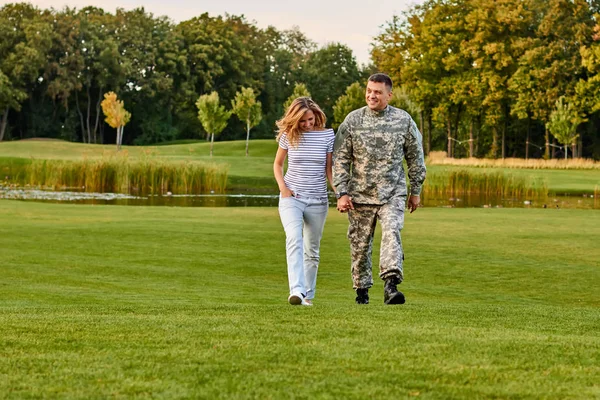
[9,0,423,65]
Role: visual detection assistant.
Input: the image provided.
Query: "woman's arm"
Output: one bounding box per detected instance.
[326,152,335,193]
[273,147,294,197]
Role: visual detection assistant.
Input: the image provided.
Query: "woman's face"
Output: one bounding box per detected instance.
[299,110,315,132]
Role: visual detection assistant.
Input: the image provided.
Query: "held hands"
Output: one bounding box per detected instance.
[337,195,419,212]
[407,195,420,213]
[336,195,354,213]
[337,195,419,213]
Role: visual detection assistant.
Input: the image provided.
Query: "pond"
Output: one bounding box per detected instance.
[1,187,598,209]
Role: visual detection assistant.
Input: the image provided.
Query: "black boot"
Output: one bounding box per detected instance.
[355,288,369,304]
[384,278,405,305]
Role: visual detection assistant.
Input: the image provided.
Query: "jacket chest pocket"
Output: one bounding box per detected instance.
[354,130,404,161]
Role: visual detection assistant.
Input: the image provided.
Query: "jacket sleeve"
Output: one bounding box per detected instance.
[333,120,352,194]
[404,118,427,196]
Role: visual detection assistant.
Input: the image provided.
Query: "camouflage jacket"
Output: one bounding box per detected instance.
[333,105,426,205]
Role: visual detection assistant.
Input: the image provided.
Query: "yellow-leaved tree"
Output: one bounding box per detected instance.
[101,91,131,150]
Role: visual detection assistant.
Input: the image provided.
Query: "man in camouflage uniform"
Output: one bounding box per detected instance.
[333,73,426,305]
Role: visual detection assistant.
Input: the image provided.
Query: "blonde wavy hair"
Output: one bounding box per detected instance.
[276,97,327,148]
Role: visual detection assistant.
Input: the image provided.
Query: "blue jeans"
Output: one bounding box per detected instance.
[278,195,329,300]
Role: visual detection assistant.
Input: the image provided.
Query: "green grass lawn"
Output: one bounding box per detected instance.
[2,139,599,194]
[1,201,598,398]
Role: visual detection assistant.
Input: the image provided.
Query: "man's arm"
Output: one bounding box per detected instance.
[332,121,352,195]
[333,120,354,212]
[404,118,427,212]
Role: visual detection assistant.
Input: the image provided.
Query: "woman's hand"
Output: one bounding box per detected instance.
[280,187,295,198]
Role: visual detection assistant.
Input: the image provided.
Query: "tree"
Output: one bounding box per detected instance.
[390,88,421,121]
[371,15,411,85]
[67,7,125,144]
[463,0,531,159]
[388,0,471,158]
[546,97,585,159]
[510,0,594,158]
[422,0,470,158]
[333,82,364,129]
[300,43,362,119]
[283,83,311,110]
[45,8,84,109]
[576,16,600,113]
[177,14,264,102]
[196,92,231,156]
[115,8,188,145]
[259,26,315,137]
[374,7,437,154]
[101,91,131,150]
[231,87,262,156]
[24,7,124,144]
[0,3,52,141]
[176,13,266,141]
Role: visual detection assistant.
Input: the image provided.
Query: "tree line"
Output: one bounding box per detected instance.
[2,1,600,160]
[0,3,365,147]
[371,0,600,159]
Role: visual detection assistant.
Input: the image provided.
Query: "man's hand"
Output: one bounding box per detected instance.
[407,195,420,213]
[337,195,354,213]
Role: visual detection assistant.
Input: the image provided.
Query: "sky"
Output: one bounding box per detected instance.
[11,0,423,65]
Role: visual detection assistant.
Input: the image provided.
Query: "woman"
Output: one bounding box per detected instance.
[274,97,335,306]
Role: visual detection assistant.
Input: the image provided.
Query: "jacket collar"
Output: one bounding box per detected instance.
[365,105,389,118]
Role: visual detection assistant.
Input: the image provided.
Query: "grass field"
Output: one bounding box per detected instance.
[1,201,598,398]
[1,140,599,194]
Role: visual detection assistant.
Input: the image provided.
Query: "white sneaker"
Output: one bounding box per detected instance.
[288,294,313,306]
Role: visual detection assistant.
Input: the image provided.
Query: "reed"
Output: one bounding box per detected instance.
[0,157,32,186]
[427,151,600,170]
[423,169,548,198]
[21,156,228,195]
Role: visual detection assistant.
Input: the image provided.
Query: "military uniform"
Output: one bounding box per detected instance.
[333,105,426,289]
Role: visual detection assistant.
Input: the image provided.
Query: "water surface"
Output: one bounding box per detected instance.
[1,187,597,209]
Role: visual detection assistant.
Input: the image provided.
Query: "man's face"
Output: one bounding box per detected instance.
[365,81,392,111]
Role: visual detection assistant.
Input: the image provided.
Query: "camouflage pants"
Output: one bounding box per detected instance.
[347,197,405,289]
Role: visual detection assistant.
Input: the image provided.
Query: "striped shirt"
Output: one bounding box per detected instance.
[279,129,335,198]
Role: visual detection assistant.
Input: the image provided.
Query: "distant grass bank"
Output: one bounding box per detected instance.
[0,201,598,398]
[0,140,277,193]
[427,150,600,169]
[1,140,599,195]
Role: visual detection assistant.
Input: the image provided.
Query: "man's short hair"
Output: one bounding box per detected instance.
[368,73,393,91]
